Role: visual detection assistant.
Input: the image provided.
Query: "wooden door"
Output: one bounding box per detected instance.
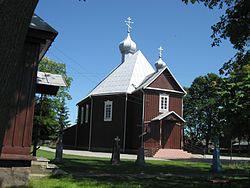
[161,121,181,149]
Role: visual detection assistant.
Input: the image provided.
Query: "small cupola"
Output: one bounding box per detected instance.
[119,33,137,54]
[119,17,137,62]
[155,46,166,71]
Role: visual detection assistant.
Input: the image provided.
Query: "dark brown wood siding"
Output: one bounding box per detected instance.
[91,95,126,150]
[63,125,77,147]
[1,41,39,161]
[149,69,183,92]
[144,90,183,121]
[162,121,181,149]
[143,90,183,150]
[144,121,160,148]
[169,95,183,116]
[76,100,91,148]
[144,91,159,122]
[126,92,142,150]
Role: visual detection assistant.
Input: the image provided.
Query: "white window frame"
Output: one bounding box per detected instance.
[80,106,84,124]
[104,100,113,121]
[85,104,89,123]
[159,93,169,112]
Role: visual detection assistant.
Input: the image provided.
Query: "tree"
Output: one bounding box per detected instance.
[0,0,39,154]
[183,0,249,153]
[218,64,250,149]
[184,73,223,151]
[32,57,72,156]
[183,0,250,73]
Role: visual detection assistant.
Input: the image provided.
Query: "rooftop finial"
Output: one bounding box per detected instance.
[125,17,133,33]
[158,46,163,58]
[155,46,166,71]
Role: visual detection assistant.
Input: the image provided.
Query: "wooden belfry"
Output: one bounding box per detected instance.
[0,14,58,166]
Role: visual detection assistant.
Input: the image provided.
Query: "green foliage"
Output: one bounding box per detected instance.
[184,73,223,148]
[218,64,250,141]
[184,65,250,149]
[33,57,72,142]
[39,57,72,101]
[182,0,250,74]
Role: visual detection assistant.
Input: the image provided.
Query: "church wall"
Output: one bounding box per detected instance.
[149,70,183,92]
[76,100,91,148]
[143,90,183,150]
[144,90,160,122]
[90,95,126,151]
[63,124,77,147]
[144,121,160,148]
[169,94,183,116]
[126,92,143,151]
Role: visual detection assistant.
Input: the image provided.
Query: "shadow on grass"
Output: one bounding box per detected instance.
[36,150,250,188]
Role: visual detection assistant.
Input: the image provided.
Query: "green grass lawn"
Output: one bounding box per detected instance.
[29,149,250,188]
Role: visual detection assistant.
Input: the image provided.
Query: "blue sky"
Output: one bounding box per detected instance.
[35,0,235,125]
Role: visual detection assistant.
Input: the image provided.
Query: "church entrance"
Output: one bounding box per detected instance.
[161,120,181,149]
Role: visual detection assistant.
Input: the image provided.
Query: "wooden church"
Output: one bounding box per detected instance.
[63,17,186,155]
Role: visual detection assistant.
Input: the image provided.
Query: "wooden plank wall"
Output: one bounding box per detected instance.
[91,95,126,150]
[1,41,39,160]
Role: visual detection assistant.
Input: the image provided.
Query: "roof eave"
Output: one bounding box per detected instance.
[152,111,185,122]
[140,66,187,95]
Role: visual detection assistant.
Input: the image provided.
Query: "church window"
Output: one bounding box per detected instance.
[159,94,169,112]
[85,104,89,123]
[104,100,113,121]
[80,106,84,124]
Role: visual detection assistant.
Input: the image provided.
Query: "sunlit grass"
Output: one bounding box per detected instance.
[29,149,250,188]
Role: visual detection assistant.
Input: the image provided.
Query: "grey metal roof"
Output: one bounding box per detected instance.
[37,71,67,87]
[87,50,155,96]
[152,111,185,122]
[30,14,58,34]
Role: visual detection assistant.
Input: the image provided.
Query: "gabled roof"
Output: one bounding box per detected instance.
[136,65,186,94]
[28,14,58,61]
[36,71,67,95]
[30,14,58,34]
[37,71,67,87]
[87,50,155,96]
[152,111,185,122]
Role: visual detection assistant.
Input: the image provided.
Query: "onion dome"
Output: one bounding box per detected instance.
[155,58,166,70]
[155,46,166,71]
[119,33,137,54]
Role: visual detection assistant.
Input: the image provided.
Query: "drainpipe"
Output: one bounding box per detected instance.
[88,96,93,151]
[123,94,128,152]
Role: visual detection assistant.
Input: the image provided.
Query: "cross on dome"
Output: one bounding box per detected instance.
[125,17,133,33]
[158,46,163,58]
[155,46,166,71]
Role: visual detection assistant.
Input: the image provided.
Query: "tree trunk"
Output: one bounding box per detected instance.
[238,137,241,154]
[248,136,250,155]
[205,111,212,154]
[0,0,38,154]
